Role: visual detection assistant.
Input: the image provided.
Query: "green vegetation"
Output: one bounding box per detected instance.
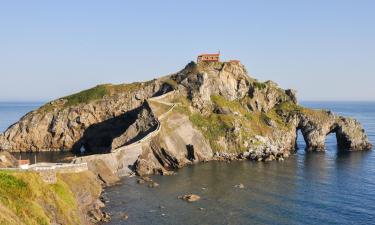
[63,82,146,107]
[275,102,303,114]
[181,95,288,153]
[274,101,332,126]
[0,171,96,225]
[39,82,149,112]
[63,84,108,107]
[148,100,173,118]
[301,108,332,124]
[0,172,30,199]
[0,171,49,225]
[170,95,192,116]
[253,80,267,90]
[50,182,77,208]
[211,95,247,114]
[163,78,179,90]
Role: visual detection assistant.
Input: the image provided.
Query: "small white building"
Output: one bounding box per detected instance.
[18,160,30,169]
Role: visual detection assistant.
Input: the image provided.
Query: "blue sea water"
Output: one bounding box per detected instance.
[104,101,375,225]
[0,102,374,225]
[0,102,73,162]
[0,102,43,132]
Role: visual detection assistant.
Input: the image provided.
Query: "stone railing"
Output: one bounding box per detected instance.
[148,90,176,101]
[72,90,179,177]
[112,91,177,153]
[28,162,88,173]
[0,162,88,184]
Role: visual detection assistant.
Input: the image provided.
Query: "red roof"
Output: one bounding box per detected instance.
[18,160,30,165]
[198,53,220,57]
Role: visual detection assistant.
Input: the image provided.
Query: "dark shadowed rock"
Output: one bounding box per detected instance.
[0,61,371,179]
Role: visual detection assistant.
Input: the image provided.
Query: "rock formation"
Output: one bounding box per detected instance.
[0,81,171,152]
[0,151,18,167]
[0,61,372,177]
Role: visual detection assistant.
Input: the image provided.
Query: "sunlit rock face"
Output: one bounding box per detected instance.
[0,60,372,177]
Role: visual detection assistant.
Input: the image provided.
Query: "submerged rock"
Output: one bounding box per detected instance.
[120,212,129,221]
[179,194,201,202]
[234,183,245,189]
[137,179,145,184]
[148,182,159,188]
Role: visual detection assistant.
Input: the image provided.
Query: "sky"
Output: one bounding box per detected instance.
[0,0,374,102]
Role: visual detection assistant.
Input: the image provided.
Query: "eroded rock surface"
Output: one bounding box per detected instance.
[0,61,372,178]
[0,151,18,167]
[0,81,171,152]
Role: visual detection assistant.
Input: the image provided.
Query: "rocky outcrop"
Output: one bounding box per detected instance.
[72,102,158,154]
[131,61,371,175]
[58,171,108,224]
[0,81,171,152]
[0,151,18,167]
[296,110,372,151]
[174,62,250,111]
[134,112,213,176]
[0,60,372,178]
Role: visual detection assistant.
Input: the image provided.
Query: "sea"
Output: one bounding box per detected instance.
[0,101,374,225]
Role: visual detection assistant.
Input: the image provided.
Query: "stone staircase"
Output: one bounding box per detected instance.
[72,91,177,176]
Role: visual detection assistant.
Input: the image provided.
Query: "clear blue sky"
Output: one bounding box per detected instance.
[1,0,374,101]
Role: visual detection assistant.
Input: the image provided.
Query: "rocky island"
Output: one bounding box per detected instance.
[0,61,372,179]
[0,61,372,175]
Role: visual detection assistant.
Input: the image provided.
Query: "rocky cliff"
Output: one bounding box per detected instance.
[0,61,372,176]
[0,80,170,152]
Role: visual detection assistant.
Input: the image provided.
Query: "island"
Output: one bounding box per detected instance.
[0,58,372,224]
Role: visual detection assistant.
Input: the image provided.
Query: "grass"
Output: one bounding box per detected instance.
[63,85,108,107]
[275,102,330,122]
[0,171,52,225]
[0,170,96,225]
[253,80,267,90]
[50,182,77,208]
[63,82,146,107]
[148,100,173,118]
[163,78,179,90]
[211,95,247,114]
[301,108,332,124]
[188,95,286,153]
[165,94,297,153]
[39,82,149,112]
[275,102,303,115]
[0,172,31,199]
[189,111,277,153]
[190,113,239,152]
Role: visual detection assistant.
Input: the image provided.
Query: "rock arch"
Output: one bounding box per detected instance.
[296,113,372,151]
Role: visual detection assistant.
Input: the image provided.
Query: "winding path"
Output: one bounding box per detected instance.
[72,91,177,176]
[112,90,176,152]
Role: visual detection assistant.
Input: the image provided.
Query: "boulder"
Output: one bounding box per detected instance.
[179,194,201,202]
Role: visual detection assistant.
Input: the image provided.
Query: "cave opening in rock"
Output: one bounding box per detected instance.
[325,130,339,151]
[295,130,306,151]
[186,144,195,161]
[295,128,340,152]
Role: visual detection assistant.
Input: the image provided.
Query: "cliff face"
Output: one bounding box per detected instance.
[0,61,372,176]
[132,61,372,175]
[0,80,171,152]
